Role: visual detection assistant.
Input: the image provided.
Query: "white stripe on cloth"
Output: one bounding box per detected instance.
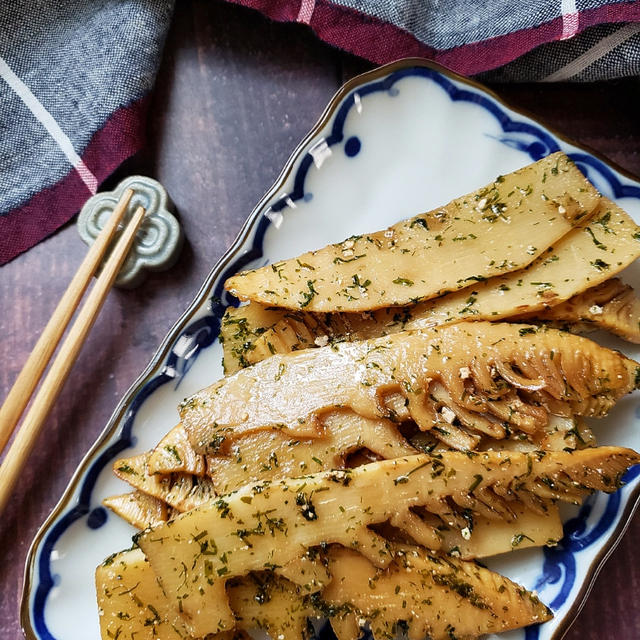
[0,55,98,195]
[543,23,640,81]
[560,0,579,40]
[296,0,316,25]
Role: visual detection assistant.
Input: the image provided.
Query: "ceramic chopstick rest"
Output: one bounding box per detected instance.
[77,176,183,288]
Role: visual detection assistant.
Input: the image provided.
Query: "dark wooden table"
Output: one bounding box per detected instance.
[1,2,639,638]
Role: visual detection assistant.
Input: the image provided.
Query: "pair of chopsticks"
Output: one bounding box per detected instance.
[0,189,146,514]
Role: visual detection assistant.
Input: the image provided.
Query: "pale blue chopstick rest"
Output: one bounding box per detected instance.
[77,176,183,288]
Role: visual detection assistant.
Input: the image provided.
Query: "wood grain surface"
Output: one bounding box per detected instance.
[1,1,639,638]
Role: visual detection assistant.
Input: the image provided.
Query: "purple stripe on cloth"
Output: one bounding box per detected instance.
[227,0,640,75]
[0,97,148,266]
[436,3,640,75]
[227,0,301,21]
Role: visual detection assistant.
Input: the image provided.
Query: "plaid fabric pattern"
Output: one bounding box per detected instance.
[0,0,174,264]
[1,0,638,264]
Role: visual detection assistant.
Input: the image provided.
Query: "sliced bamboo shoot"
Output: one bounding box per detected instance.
[112,453,215,512]
[115,411,414,499]
[137,447,638,636]
[95,548,190,640]
[96,544,550,640]
[225,153,600,312]
[222,198,640,372]
[181,323,639,454]
[323,545,551,640]
[109,414,566,559]
[438,504,562,559]
[147,423,206,476]
[518,277,640,343]
[206,410,415,494]
[227,573,316,640]
[219,303,304,374]
[102,491,169,530]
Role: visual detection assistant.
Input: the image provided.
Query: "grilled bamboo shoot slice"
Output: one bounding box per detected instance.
[104,491,562,562]
[115,411,414,499]
[148,423,206,476]
[138,412,590,483]
[110,414,564,557]
[109,418,564,559]
[227,573,316,640]
[206,410,415,494]
[96,544,550,640]
[181,323,639,455]
[96,548,255,640]
[222,198,640,372]
[219,302,312,373]
[518,278,640,343]
[96,550,315,640]
[137,447,639,636]
[225,153,600,312]
[112,454,215,512]
[96,548,191,640]
[103,491,170,530]
[323,545,552,640]
[437,504,562,559]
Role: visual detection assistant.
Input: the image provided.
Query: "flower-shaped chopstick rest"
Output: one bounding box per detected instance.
[77,176,183,288]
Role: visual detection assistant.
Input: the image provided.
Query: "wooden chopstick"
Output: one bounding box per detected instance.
[0,188,134,453]
[0,205,147,514]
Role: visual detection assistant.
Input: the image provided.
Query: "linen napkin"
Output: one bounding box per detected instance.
[0,0,174,265]
[1,0,639,265]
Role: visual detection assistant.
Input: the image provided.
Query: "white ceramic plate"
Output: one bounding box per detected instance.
[22,59,640,640]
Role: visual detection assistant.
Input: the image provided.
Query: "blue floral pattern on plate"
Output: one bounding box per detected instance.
[22,60,640,640]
